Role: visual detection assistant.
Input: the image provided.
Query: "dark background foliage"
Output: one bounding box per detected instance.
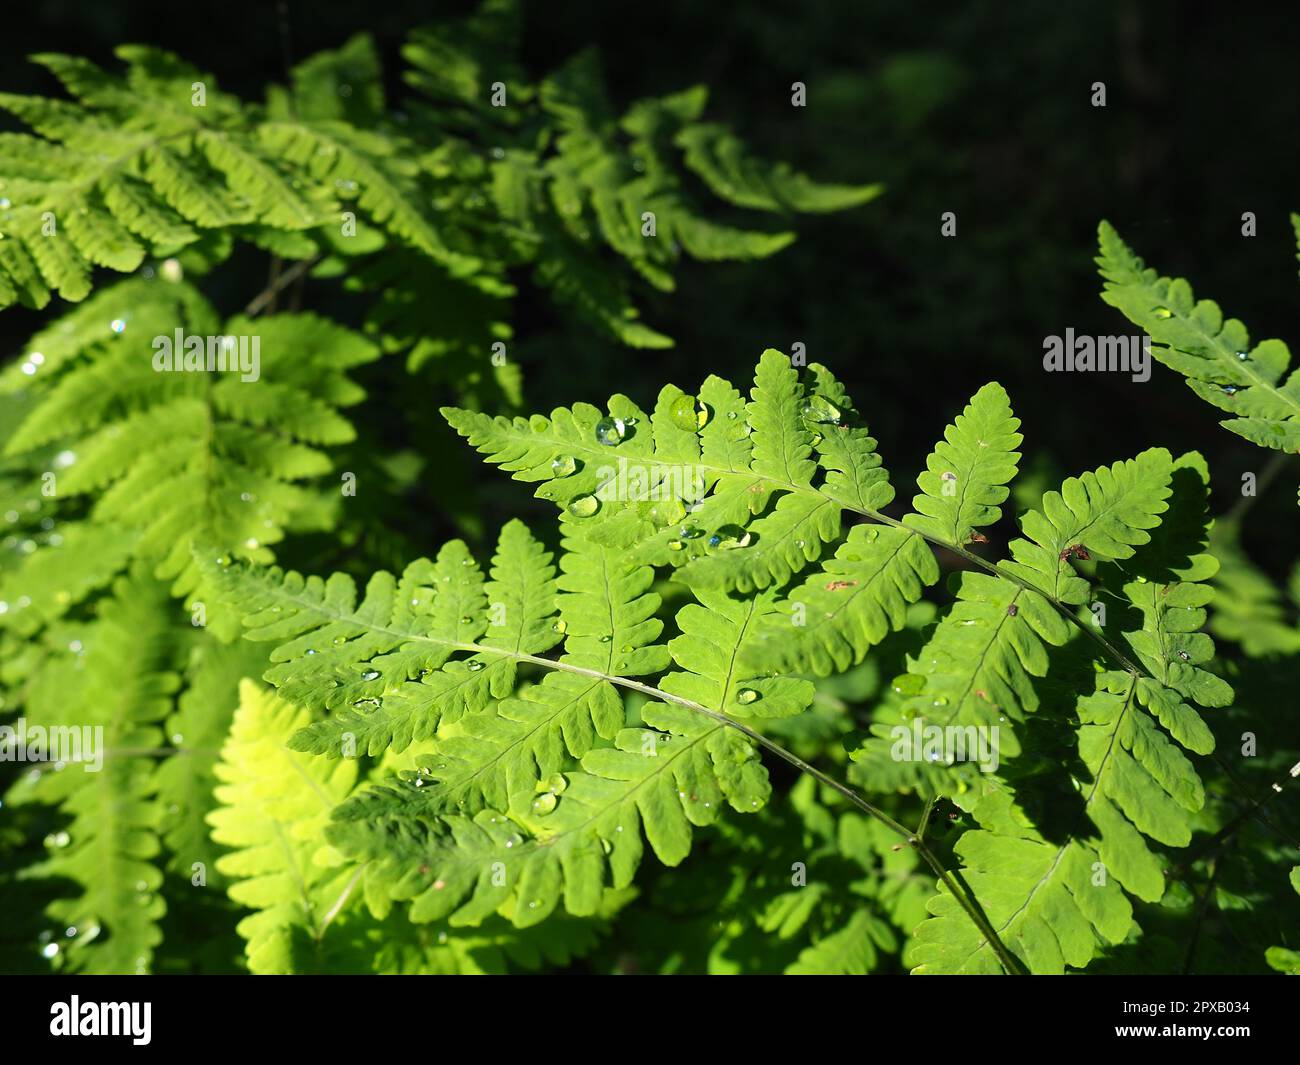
[4,0,1298,570]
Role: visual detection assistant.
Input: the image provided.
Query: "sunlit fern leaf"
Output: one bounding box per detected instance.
[804,362,895,513]
[0,522,137,638]
[855,444,1169,760]
[904,382,1021,546]
[660,587,815,722]
[860,572,1070,762]
[0,39,516,308]
[910,455,1230,974]
[998,448,1174,604]
[444,349,848,591]
[207,680,358,974]
[1098,221,1300,461]
[328,699,767,930]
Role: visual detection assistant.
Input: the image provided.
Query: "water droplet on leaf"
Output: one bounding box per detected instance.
[594,416,626,446]
[891,673,926,696]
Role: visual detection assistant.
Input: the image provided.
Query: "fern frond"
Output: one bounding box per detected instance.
[155,637,270,879]
[3,282,378,593]
[1266,867,1300,974]
[207,680,358,974]
[4,570,180,973]
[998,448,1174,604]
[1098,221,1300,459]
[909,454,1231,974]
[904,382,1021,546]
[676,123,882,213]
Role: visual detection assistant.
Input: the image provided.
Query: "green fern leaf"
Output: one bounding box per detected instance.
[207,680,358,974]
[1098,221,1300,457]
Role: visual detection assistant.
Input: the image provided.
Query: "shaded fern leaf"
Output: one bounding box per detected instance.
[3,282,378,594]
[3,570,181,973]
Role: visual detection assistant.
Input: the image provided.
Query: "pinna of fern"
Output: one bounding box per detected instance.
[203,347,1236,974]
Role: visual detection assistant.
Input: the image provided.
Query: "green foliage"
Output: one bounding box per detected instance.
[191,348,1277,976]
[0,2,888,977]
[2,4,1295,978]
[1098,221,1300,499]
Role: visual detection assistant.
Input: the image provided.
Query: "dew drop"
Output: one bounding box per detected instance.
[537,772,568,795]
[801,395,842,425]
[466,660,485,672]
[550,454,576,477]
[1152,306,1173,319]
[1235,350,1249,361]
[890,673,925,696]
[667,539,684,551]
[552,619,567,634]
[736,688,759,705]
[360,669,380,681]
[568,495,599,518]
[41,943,59,959]
[531,792,557,815]
[713,524,753,550]
[669,394,709,431]
[110,318,126,334]
[594,416,627,446]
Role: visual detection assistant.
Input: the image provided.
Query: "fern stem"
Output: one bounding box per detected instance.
[914,794,939,842]
[316,865,365,940]
[455,641,1026,974]
[859,506,1147,676]
[243,254,321,316]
